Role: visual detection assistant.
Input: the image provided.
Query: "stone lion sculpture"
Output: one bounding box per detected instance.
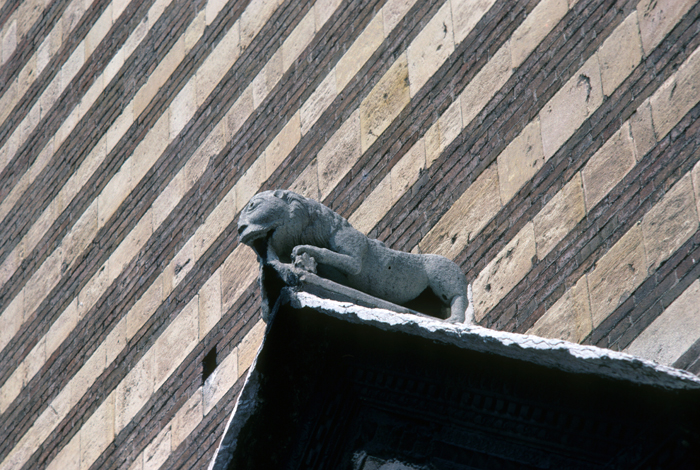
[237,190,470,323]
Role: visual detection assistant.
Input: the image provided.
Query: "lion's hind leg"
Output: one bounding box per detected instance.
[423,254,470,323]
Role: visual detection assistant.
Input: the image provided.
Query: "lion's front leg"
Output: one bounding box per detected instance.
[292,245,362,276]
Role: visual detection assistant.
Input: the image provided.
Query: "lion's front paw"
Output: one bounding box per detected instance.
[293,252,317,273]
[268,260,300,285]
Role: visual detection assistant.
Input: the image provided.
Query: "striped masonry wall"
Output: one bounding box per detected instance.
[0,0,699,468]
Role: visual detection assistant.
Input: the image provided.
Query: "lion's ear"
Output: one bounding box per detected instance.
[272,190,287,200]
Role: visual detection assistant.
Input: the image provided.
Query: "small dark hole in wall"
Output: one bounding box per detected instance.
[202,346,217,385]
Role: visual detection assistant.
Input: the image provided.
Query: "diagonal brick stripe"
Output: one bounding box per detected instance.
[0,0,244,322]
[674,333,700,374]
[0,0,162,258]
[32,278,259,470]
[323,0,538,222]
[0,0,390,456]
[0,0,122,169]
[516,102,700,337]
[465,7,700,331]
[2,0,440,458]
[91,291,259,470]
[0,0,74,97]
[0,0,301,453]
[0,0,19,30]
[368,0,634,256]
[585,122,700,351]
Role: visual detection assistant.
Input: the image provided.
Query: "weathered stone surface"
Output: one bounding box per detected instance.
[642,174,698,273]
[238,320,266,373]
[105,317,126,366]
[421,164,501,260]
[533,173,586,258]
[0,359,23,414]
[199,271,222,341]
[62,202,98,265]
[598,12,642,96]
[539,53,603,159]
[194,188,236,259]
[451,0,496,44]
[336,13,384,90]
[186,123,225,188]
[205,0,227,24]
[172,388,203,449]
[497,118,545,203]
[226,85,254,140]
[318,109,361,198]
[529,275,592,343]
[0,292,23,355]
[283,11,315,70]
[170,80,196,138]
[143,425,171,470]
[133,113,169,181]
[69,343,106,407]
[235,155,265,211]
[473,222,536,322]
[424,121,441,167]
[460,42,511,125]
[78,263,109,320]
[221,246,259,312]
[437,98,463,157]
[0,80,17,125]
[693,161,700,222]
[290,158,320,200]
[127,280,163,340]
[316,0,342,28]
[154,298,198,390]
[383,0,417,36]
[581,122,636,210]
[81,392,115,470]
[110,217,153,283]
[45,431,79,470]
[24,200,57,260]
[391,139,425,203]
[588,223,647,327]
[510,0,568,68]
[116,349,154,433]
[629,99,656,160]
[59,41,84,91]
[18,55,37,98]
[98,159,132,228]
[240,0,278,48]
[407,2,454,96]
[650,47,700,139]
[204,348,238,415]
[348,175,392,235]
[626,279,700,365]
[360,54,409,152]
[22,336,45,388]
[24,247,63,316]
[85,3,113,57]
[301,73,336,135]
[46,298,78,356]
[163,237,195,296]
[197,22,241,107]
[252,49,282,108]
[637,0,695,55]
[185,10,205,50]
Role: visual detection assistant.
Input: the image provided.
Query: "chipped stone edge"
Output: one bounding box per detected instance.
[290,291,700,390]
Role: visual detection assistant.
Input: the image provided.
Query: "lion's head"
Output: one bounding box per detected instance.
[237,190,310,250]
